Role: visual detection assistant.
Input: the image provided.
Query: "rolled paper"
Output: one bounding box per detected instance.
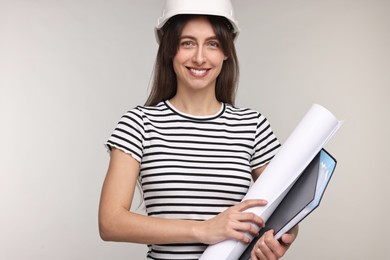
[200,104,343,260]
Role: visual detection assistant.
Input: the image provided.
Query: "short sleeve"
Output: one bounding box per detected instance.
[251,114,281,169]
[105,107,145,162]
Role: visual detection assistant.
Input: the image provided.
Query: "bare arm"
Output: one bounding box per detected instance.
[98,148,201,244]
[251,163,268,182]
[98,148,267,245]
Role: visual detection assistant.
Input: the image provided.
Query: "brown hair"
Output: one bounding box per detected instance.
[144,14,239,106]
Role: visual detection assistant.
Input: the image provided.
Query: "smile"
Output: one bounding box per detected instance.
[187,67,210,77]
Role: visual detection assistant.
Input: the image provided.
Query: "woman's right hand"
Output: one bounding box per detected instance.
[195,199,268,245]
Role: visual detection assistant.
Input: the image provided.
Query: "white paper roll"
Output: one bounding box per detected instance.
[200,104,343,260]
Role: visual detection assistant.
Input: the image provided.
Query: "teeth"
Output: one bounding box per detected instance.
[190,68,207,76]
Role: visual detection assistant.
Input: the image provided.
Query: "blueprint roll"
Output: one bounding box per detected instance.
[199,104,343,260]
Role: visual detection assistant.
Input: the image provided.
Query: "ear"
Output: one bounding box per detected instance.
[224,56,228,60]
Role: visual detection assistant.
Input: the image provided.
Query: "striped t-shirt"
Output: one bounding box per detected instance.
[105,100,281,260]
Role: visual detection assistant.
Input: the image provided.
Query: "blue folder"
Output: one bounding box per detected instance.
[239,149,337,260]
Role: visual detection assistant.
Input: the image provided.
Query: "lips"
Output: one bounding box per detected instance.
[187,67,210,77]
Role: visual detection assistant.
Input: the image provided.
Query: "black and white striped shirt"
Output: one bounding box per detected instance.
[105,100,280,260]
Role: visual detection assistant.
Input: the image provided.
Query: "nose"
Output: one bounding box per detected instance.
[192,46,205,65]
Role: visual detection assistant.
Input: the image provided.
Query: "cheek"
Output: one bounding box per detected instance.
[212,54,227,68]
[172,53,183,70]
[172,55,189,78]
[173,49,189,64]
[172,59,180,76]
[208,50,227,64]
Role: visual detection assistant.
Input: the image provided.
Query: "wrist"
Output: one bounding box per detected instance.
[191,220,205,243]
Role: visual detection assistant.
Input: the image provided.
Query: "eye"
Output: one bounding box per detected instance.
[180,40,196,48]
[207,41,220,48]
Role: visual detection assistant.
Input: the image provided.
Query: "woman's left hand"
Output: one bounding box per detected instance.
[250,226,298,260]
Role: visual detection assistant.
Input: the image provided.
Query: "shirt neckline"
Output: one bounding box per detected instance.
[164,100,225,121]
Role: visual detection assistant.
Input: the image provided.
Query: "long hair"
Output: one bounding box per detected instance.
[145,14,239,106]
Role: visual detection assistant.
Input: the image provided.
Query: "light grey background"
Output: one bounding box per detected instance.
[1,0,389,259]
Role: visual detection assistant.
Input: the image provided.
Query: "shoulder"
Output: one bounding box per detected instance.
[224,104,262,119]
[224,105,275,131]
[123,101,170,119]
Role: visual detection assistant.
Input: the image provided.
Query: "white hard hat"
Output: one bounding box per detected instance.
[155,0,240,43]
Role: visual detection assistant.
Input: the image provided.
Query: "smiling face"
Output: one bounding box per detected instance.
[172,16,227,96]
[146,14,238,107]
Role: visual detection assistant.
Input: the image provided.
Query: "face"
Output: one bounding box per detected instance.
[172,16,227,94]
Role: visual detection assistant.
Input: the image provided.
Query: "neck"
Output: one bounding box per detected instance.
[169,93,221,116]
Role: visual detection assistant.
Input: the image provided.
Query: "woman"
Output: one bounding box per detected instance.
[99,0,298,259]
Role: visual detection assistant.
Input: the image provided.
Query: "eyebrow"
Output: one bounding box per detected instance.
[179,35,219,41]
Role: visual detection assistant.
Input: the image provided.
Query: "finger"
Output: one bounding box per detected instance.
[225,228,252,244]
[257,233,277,260]
[229,220,260,237]
[250,251,257,260]
[280,233,295,246]
[235,212,265,228]
[262,230,287,259]
[251,246,265,260]
[234,199,268,212]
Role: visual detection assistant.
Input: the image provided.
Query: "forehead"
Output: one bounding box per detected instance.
[180,16,216,38]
